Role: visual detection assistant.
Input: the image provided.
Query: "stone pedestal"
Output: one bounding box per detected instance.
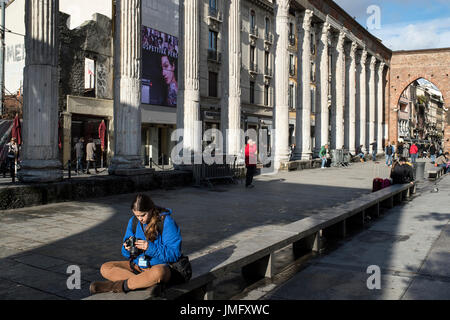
[19,0,62,183]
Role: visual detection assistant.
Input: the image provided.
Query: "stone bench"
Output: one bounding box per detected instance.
[428,166,445,180]
[85,182,416,301]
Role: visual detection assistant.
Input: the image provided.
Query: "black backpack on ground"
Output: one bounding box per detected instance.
[130,215,192,285]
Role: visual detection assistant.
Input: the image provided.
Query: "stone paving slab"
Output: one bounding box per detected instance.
[0,160,439,300]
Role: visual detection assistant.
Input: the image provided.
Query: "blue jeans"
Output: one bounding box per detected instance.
[385,155,393,166]
[76,157,83,173]
[321,156,327,168]
[431,155,436,163]
[372,152,376,161]
[411,153,418,164]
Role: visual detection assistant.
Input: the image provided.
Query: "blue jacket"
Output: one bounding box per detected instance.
[121,209,182,268]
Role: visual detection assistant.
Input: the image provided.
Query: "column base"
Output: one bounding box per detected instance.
[18,160,63,183]
[108,155,151,176]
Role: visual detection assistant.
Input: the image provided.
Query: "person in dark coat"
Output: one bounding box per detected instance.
[390,157,414,185]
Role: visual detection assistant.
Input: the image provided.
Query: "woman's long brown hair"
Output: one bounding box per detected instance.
[131,194,164,242]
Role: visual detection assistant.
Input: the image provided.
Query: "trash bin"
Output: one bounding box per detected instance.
[413,162,425,180]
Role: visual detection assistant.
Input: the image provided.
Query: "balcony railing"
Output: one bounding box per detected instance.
[249,26,258,37]
[249,62,258,73]
[208,49,222,63]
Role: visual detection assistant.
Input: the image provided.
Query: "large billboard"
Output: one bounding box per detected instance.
[141,26,179,107]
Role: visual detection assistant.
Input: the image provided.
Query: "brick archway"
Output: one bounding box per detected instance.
[389,48,450,152]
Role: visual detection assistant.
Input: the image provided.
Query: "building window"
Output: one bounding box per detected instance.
[250,81,255,104]
[265,17,270,37]
[289,83,294,109]
[264,84,269,106]
[209,72,218,97]
[289,54,295,76]
[250,10,256,34]
[209,30,218,52]
[289,22,295,46]
[265,51,270,74]
[311,87,315,113]
[250,45,256,71]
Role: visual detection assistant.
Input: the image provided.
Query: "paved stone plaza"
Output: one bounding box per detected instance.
[0,160,446,300]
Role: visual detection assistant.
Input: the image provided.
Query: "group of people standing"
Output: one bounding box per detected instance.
[74,137,99,174]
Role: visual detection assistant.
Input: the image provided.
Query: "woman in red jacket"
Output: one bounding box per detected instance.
[245,139,257,188]
[409,143,418,164]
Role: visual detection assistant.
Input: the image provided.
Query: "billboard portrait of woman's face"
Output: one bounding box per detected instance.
[141,26,178,107]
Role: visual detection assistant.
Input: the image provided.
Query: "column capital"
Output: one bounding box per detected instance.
[336,31,345,52]
[369,56,377,70]
[359,49,368,65]
[378,61,386,74]
[276,0,290,15]
[301,9,314,31]
[321,22,331,37]
[350,42,358,59]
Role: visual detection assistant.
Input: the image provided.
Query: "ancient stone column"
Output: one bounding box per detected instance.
[368,56,376,148]
[273,0,290,167]
[348,42,357,154]
[109,0,146,175]
[225,0,241,157]
[357,49,367,152]
[315,22,330,153]
[293,9,313,160]
[19,0,62,183]
[335,31,346,150]
[377,61,385,153]
[176,0,201,163]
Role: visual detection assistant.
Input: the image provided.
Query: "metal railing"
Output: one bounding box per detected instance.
[208,49,222,63]
[193,155,239,188]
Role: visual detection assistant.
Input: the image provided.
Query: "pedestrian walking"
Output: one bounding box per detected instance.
[86,138,98,174]
[429,144,436,164]
[89,193,190,294]
[409,142,418,164]
[319,144,329,168]
[245,139,257,188]
[3,137,19,182]
[74,137,85,174]
[397,142,404,160]
[385,141,394,166]
[370,139,377,161]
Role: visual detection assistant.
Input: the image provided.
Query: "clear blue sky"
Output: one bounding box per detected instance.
[334,0,450,50]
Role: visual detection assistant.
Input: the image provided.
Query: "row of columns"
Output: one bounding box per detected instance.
[19,1,388,182]
[284,6,387,163]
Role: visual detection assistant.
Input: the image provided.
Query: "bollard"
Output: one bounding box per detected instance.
[413,162,425,180]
